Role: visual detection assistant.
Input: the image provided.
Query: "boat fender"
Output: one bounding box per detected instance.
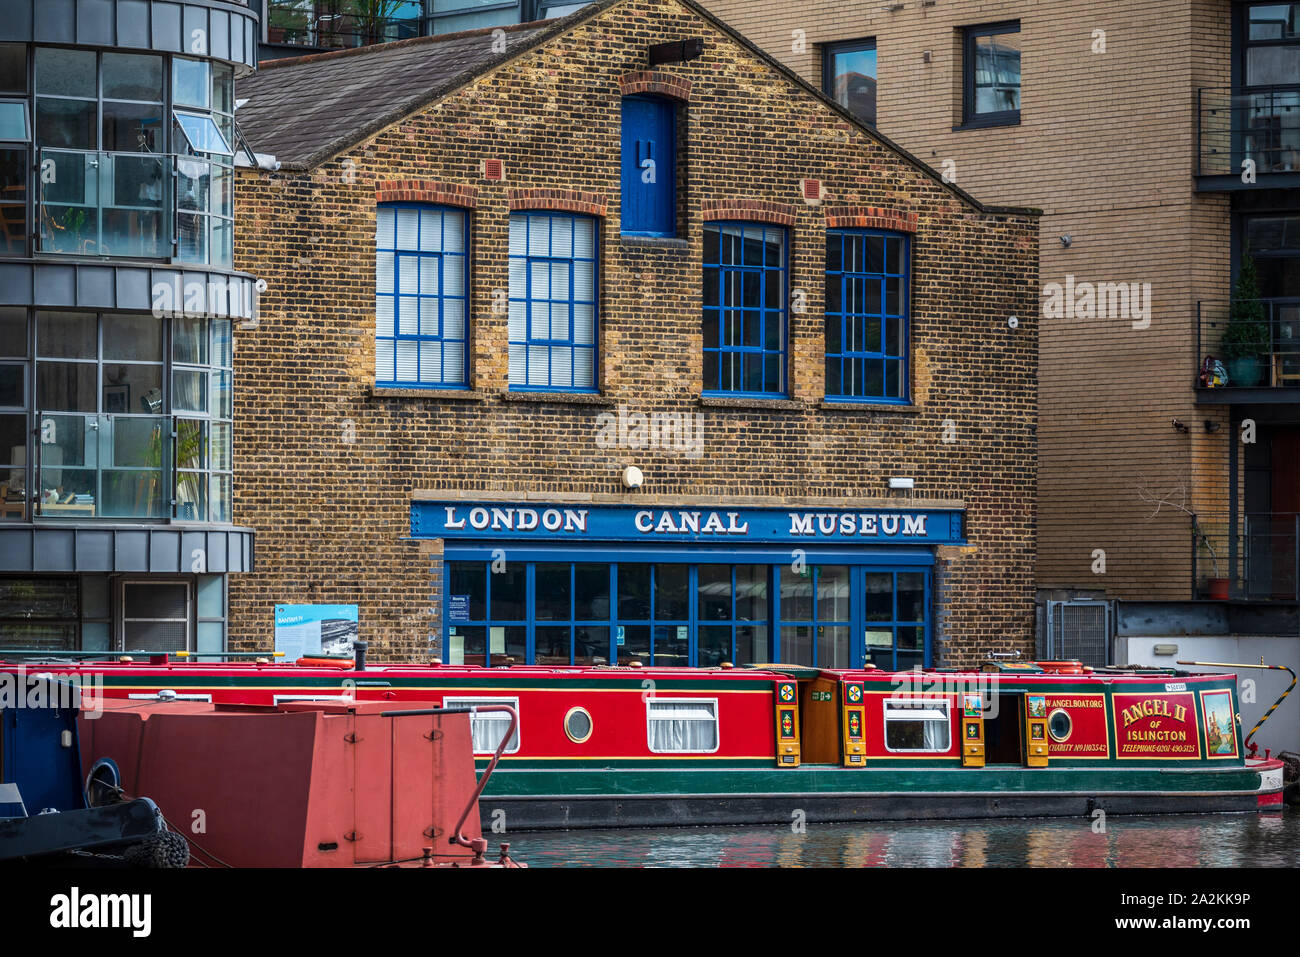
[1035,660,1085,675]
[296,657,355,670]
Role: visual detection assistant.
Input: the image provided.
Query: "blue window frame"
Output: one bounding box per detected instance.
[777,565,852,668]
[375,203,468,387]
[825,229,910,402]
[702,222,788,397]
[508,211,598,392]
[444,557,930,670]
[863,570,928,671]
[621,95,676,237]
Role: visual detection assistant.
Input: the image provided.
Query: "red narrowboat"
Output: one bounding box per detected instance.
[5,654,1285,830]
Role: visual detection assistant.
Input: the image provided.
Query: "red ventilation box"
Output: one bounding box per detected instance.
[800,178,823,204]
[482,158,505,181]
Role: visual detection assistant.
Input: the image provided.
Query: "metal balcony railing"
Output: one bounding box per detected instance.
[1196,298,1300,389]
[265,9,422,50]
[1195,513,1300,602]
[1198,85,1300,177]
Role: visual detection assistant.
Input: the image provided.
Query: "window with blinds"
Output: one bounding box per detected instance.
[507,211,598,392]
[375,204,468,387]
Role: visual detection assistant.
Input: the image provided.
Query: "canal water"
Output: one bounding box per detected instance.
[506,808,1300,867]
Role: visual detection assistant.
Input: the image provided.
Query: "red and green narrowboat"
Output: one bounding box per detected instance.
[4,653,1285,830]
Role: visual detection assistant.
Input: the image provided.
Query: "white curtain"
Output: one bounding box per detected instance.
[648,702,717,752]
[885,704,950,751]
[445,698,518,753]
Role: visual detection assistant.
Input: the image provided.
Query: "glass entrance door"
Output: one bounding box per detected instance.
[444,557,931,669]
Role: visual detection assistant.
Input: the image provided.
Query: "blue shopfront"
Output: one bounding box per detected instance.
[410,501,966,671]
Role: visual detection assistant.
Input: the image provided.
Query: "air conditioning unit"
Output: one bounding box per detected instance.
[1043,599,1112,667]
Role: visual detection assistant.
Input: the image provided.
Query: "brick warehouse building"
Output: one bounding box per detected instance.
[228,0,1040,668]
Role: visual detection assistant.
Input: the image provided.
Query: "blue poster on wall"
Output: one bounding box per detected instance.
[274,604,359,662]
[448,595,471,621]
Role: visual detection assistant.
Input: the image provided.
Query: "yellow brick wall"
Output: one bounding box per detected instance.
[702,0,1236,599]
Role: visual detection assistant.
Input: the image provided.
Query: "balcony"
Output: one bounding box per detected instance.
[1196,85,1300,190]
[36,149,233,269]
[265,9,421,51]
[1196,298,1300,402]
[1195,513,1300,602]
[26,413,223,523]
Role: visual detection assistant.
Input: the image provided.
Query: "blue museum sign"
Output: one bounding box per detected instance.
[411,502,965,546]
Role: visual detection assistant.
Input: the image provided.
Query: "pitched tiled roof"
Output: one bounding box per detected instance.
[233,0,1038,217]
[234,16,578,169]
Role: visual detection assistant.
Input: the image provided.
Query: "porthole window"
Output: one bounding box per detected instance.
[564,706,593,744]
[1048,708,1072,743]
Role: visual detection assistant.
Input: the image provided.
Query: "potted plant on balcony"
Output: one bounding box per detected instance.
[1220,250,1269,387]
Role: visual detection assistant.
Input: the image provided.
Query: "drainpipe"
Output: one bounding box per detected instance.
[1229,407,1241,598]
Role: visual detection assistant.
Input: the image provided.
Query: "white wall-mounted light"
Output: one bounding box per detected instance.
[889,477,915,490]
[1153,643,1179,656]
[623,466,644,489]
[1008,315,1019,329]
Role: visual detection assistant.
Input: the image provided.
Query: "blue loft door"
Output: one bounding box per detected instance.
[621,96,675,237]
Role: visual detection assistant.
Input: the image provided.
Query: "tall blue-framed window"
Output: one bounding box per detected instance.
[375,203,468,388]
[443,557,930,670]
[825,229,910,402]
[508,211,598,392]
[702,222,788,397]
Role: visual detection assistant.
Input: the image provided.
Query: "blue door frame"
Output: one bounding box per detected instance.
[441,545,934,669]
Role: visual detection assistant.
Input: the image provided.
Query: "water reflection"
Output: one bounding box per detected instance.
[510,810,1300,868]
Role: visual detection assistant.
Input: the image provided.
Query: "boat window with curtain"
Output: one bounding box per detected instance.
[883,700,951,751]
[646,698,718,753]
[443,696,520,754]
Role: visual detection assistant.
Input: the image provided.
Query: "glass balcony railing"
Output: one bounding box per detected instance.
[1195,513,1300,602]
[37,149,173,260]
[266,10,422,50]
[1196,298,1300,389]
[35,413,173,520]
[29,412,229,523]
[1198,85,1300,177]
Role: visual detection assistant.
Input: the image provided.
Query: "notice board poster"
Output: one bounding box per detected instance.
[274,604,359,662]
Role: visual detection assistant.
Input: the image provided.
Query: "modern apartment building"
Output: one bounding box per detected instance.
[0,0,260,652]
[228,0,1040,665]
[700,0,1300,666]
[247,0,592,59]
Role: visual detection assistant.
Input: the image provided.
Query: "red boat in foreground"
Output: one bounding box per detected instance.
[77,698,523,868]
[7,651,1288,831]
